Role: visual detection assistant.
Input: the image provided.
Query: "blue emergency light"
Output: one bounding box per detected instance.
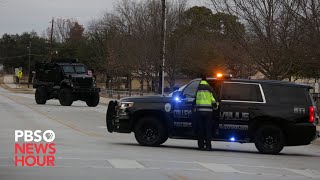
[174,96,181,102]
[229,137,236,142]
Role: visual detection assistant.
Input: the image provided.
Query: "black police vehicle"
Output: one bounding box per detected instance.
[33,58,100,107]
[106,76,319,154]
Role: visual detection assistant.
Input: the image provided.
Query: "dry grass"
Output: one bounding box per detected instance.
[0,83,34,94]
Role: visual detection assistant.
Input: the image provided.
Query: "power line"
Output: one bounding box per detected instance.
[0,55,26,60]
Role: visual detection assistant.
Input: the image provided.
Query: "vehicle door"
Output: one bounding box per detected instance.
[218,82,266,142]
[171,80,200,137]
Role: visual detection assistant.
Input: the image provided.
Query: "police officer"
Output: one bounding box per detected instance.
[195,74,218,150]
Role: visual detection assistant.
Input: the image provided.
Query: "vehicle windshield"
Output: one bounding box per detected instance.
[62,65,75,73]
[74,65,87,74]
[168,85,186,96]
[62,65,87,74]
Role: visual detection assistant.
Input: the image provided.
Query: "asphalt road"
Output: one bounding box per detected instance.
[0,87,320,180]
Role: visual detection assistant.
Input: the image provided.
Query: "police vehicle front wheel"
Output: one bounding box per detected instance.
[59,88,73,106]
[254,124,285,155]
[134,117,168,146]
[86,92,100,107]
[35,87,47,105]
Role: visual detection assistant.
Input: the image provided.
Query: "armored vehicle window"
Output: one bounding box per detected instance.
[183,80,200,98]
[263,85,307,105]
[221,82,263,102]
[62,65,75,73]
[75,66,86,74]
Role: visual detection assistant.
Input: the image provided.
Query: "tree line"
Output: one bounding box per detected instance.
[0,0,320,91]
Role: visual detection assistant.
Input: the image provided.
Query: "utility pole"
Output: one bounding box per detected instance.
[159,0,167,95]
[27,42,32,88]
[49,18,54,61]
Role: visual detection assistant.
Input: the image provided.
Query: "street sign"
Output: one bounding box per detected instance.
[17,70,23,78]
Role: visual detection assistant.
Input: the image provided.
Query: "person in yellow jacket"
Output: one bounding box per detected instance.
[195,74,218,150]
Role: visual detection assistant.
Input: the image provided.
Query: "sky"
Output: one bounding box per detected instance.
[0,0,205,36]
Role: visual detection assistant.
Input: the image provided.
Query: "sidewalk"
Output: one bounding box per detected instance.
[313,126,320,145]
[100,96,113,105]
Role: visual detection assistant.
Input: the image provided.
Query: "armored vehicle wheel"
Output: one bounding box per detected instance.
[35,87,47,105]
[86,92,100,107]
[254,124,285,154]
[59,88,73,106]
[134,117,168,146]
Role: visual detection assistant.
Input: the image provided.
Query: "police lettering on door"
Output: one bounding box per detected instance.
[219,112,249,121]
[174,110,192,118]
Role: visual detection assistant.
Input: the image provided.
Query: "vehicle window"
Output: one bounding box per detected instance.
[182,80,200,98]
[74,66,86,74]
[62,65,75,73]
[263,85,307,105]
[221,83,263,102]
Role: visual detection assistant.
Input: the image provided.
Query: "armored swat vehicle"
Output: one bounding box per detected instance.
[33,58,100,107]
[107,75,319,154]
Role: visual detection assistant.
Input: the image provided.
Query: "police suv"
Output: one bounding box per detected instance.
[106,75,319,154]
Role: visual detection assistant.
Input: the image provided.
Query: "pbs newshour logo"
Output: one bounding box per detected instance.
[14,130,56,167]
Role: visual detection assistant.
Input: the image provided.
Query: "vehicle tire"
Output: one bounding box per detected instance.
[86,92,100,107]
[59,88,73,106]
[134,117,168,146]
[106,100,117,133]
[35,87,47,105]
[158,134,169,145]
[254,124,285,154]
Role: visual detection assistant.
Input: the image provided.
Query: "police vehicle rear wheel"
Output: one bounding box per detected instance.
[35,87,47,105]
[59,88,73,106]
[134,117,167,146]
[86,92,100,107]
[254,124,285,154]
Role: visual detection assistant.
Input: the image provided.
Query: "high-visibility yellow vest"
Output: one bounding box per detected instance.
[196,80,216,107]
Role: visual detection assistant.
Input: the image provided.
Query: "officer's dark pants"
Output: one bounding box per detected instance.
[196,111,213,149]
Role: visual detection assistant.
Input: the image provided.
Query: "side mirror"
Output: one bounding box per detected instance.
[87,70,93,76]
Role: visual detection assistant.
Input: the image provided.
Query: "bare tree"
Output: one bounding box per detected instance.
[287,0,320,76]
[210,0,302,80]
[88,0,221,91]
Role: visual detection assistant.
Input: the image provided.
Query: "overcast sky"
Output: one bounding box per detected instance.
[0,0,205,36]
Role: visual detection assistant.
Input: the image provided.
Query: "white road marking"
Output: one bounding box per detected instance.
[108,159,145,169]
[3,155,320,179]
[286,168,320,179]
[198,162,241,173]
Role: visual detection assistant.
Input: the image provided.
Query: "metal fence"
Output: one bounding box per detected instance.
[100,89,160,99]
